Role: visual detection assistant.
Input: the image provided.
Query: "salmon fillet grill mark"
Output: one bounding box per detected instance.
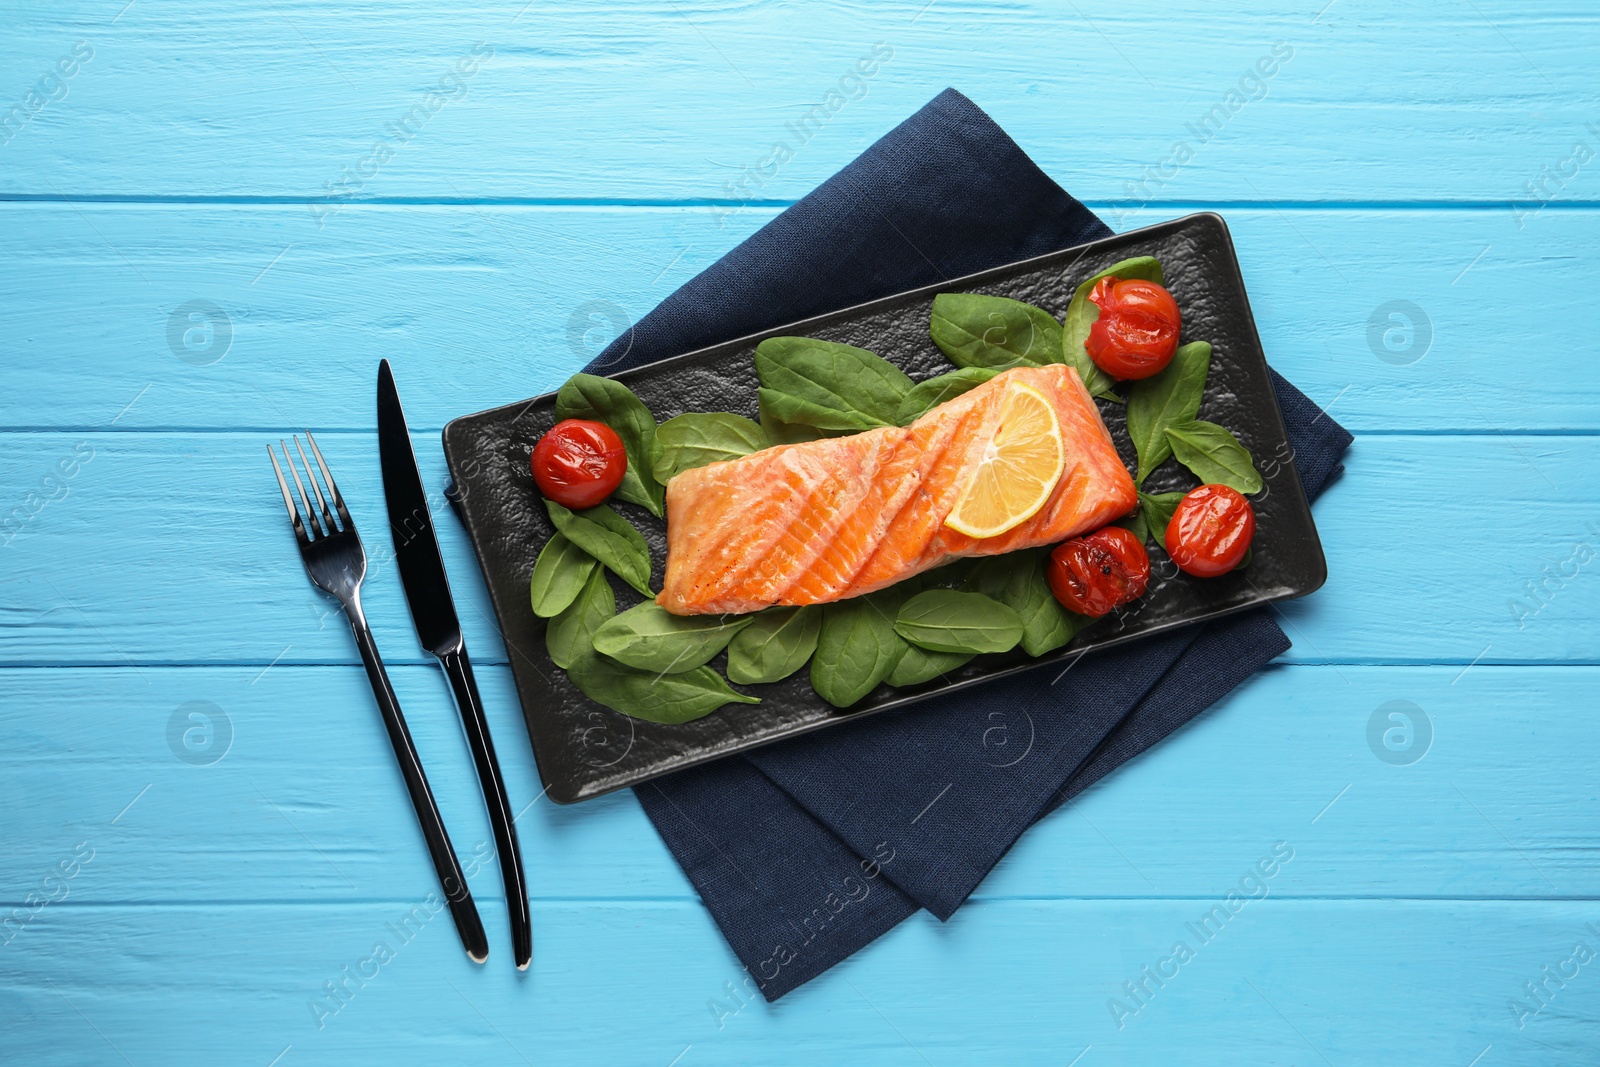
[658,364,1137,616]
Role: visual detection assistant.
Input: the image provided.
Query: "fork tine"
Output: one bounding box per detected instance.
[281,438,324,538]
[294,434,338,533]
[303,431,352,528]
[268,444,309,543]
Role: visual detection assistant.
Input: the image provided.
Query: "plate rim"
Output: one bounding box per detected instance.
[442,211,1327,803]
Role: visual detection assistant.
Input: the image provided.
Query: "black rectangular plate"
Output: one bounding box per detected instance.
[442,213,1326,804]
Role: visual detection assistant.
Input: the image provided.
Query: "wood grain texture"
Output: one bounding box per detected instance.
[5,900,1598,1065]
[2,1,1597,201]
[2,205,1596,432]
[3,0,1597,1061]
[2,666,1595,905]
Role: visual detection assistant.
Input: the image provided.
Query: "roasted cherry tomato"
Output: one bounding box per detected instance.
[1165,484,1256,577]
[531,418,627,509]
[1047,525,1151,618]
[1084,277,1181,380]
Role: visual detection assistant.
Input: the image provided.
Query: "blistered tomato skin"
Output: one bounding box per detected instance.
[531,419,627,510]
[1084,277,1182,380]
[1165,484,1256,577]
[1047,525,1152,618]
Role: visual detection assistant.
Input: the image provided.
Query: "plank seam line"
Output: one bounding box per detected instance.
[0,661,1594,671]
[5,428,1600,437]
[9,895,1600,909]
[2,196,1600,211]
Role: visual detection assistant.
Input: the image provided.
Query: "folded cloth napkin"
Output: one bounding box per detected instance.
[588,88,1352,1000]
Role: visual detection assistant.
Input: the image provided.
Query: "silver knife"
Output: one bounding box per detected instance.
[377,359,532,970]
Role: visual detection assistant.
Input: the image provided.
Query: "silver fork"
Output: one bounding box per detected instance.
[269,432,488,964]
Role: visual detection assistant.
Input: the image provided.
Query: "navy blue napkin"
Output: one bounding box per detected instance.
[589,88,1351,1000]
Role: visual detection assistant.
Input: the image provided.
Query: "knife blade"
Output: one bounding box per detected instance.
[377,361,461,657]
[377,358,533,969]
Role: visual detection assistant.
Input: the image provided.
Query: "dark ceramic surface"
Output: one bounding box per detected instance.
[442,213,1326,803]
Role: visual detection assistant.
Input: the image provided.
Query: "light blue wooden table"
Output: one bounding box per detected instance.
[4,2,1597,1063]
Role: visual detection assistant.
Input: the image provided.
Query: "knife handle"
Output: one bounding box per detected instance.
[439,645,532,970]
[346,609,489,965]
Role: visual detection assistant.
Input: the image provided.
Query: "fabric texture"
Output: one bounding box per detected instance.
[588,88,1352,1001]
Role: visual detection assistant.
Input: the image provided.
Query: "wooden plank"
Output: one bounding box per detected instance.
[2,898,1594,1064]
[1,431,1594,666]
[0,205,1595,433]
[2,665,1595,904]
[1,2,1595,202]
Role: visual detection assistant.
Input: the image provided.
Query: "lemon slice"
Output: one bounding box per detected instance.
[944,382,1065,538]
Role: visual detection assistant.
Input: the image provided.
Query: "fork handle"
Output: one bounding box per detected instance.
[348,611,489,964]
[439,645,532,970]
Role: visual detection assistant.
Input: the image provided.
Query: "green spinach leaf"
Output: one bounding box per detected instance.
[1164,421,1263,494]
[965,549,1093,656]
[652,412,770,483]
[1137,491,1188,550]
[566,649,759,724]
[929,293,1061,370]
[1125,340,1211,486]
[545,500,654,596]
[545,565,615,669]
[758,391,830,444]
[887,644,974,687]
[726,606,821,685]
[1063,256,1163,402]
[1118,510,1149,544]
[810,593,906,708]
[529,533,599,618]
[555,373,665,516]
[1062,344,1124,405]
[754,337,913,433]
[591,601,753,674]
[894,589,1024,655]
[895,367,1000,424]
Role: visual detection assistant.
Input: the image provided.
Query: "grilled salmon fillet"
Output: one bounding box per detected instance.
[658,364,1136,615]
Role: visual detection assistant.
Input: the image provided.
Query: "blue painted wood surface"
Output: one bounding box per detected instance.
[3,2,1598,1063]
